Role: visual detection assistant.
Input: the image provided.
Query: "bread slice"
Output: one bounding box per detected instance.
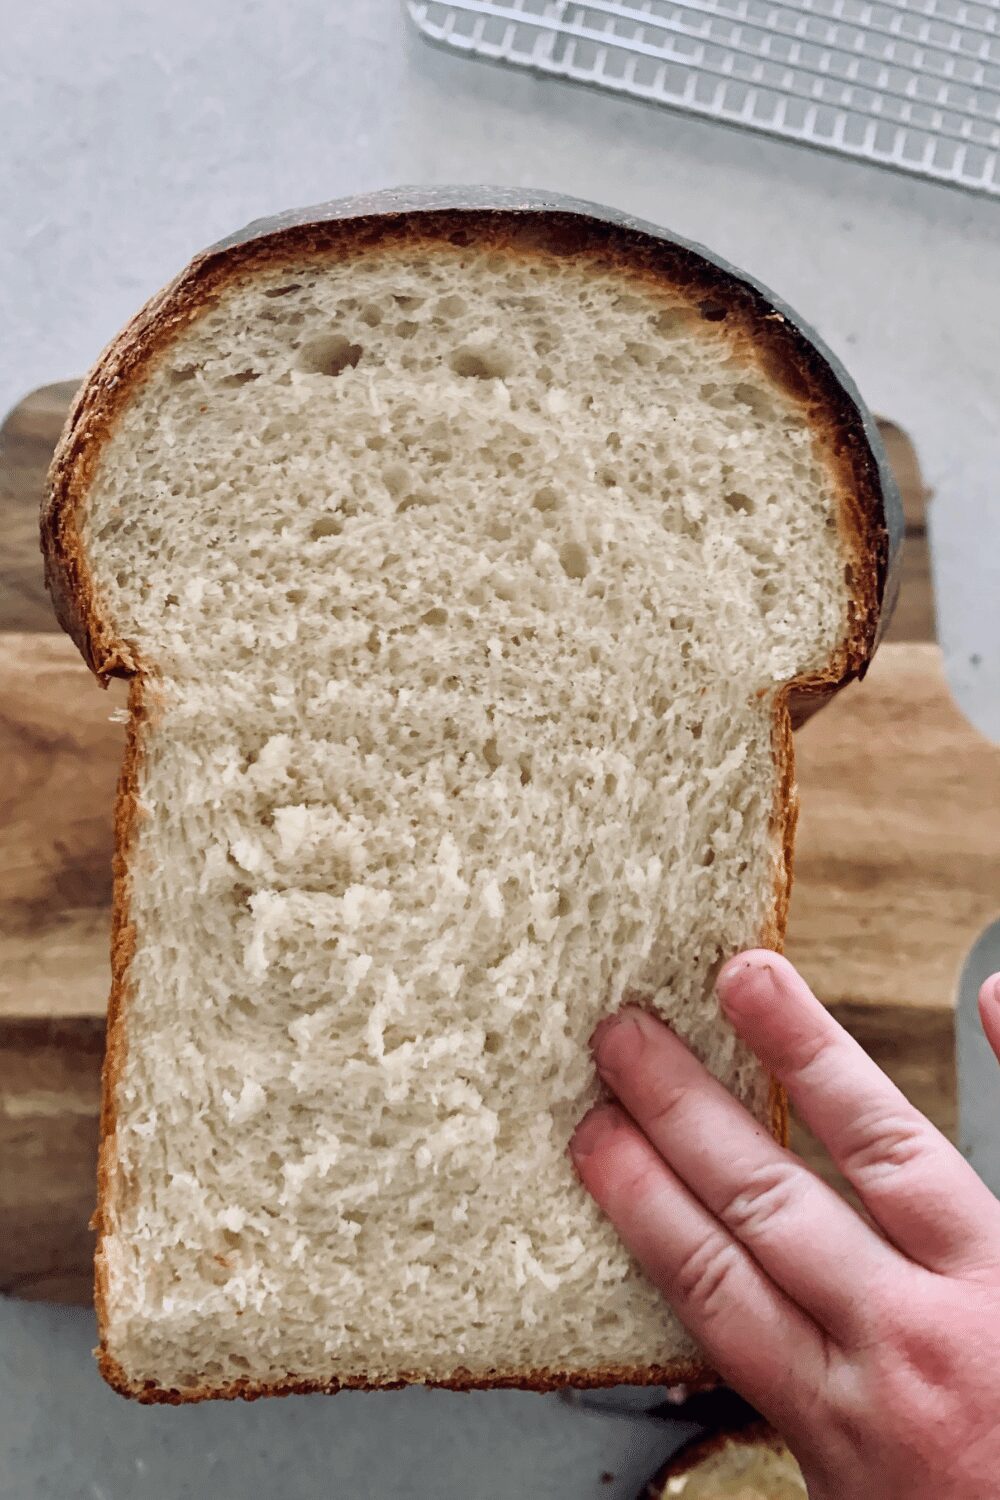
[42,189,899,1402]
[645,1424,807,1498]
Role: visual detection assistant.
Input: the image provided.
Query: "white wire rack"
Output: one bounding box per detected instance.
[406,0,1000,196]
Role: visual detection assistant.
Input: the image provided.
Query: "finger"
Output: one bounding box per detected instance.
[570,1102,830,1424]
[718,951,1000,1275]
[592,1007,901,1345]
[978,973,1000,1063]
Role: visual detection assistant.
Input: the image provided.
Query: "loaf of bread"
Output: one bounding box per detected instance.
[42,188,900,1402]
[645,1424,807,1498]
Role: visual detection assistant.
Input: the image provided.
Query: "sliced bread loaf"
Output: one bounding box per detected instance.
[42,188,900,1401]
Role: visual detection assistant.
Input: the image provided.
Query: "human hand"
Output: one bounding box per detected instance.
[571,951,1000,1500]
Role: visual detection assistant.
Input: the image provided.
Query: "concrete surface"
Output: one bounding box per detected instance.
[0,1301,685,1500]
[2,3,998,1497]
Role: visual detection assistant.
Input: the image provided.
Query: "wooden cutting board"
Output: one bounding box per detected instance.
[3,385,992,1304]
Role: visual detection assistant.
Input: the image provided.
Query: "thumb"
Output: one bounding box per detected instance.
[978,974,1000,1063]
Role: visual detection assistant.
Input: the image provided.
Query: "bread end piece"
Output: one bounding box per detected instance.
[645,1423,807,1498]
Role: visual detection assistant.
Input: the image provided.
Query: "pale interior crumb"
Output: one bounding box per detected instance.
[81,240,849,1393]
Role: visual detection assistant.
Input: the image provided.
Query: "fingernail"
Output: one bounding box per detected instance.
[716,950,784,1013]
[979,973,1000,1010]
[589,1012,625,1053]
[590,1008,661,1078]
[570,1104,621,1160]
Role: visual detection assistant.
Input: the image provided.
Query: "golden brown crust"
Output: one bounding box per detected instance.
[42,200,895,1402]
[762,694,799,1149]
[644,1422,793,1498]
[96,1348,720,1406]
[91,673,149,1351]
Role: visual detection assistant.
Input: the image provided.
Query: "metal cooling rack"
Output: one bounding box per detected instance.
[406,0,1000,197]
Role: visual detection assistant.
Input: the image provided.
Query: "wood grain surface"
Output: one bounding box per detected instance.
[0,634,126,1018]
[788,644,999,1186]
[0,383,984,1304]
[0,380,79,633]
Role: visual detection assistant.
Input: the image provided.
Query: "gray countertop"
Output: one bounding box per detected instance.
[1,3,998,1496]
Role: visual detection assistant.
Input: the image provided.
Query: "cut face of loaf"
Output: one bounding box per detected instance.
[42,193,896,1402]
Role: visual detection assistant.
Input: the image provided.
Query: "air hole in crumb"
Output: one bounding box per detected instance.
[393,293,424,310]
[724,491,755,515]
[625,340,655,367]
[448,345,511,381]
[169,363,201,382]
[844,562,856,586]
[396,320,420,339]
[689,720,703,740]
[699,302,728,322]
[556,890,572,917]
[435,293,467,317]
[734,382,774,418]
[484,1031,503,1055]
[519,760,532,786]
[559,542,589,580]
[222,370,261,386]
[382,463,409,499]
[589,891,610,919]
[359,303,383,327]
[263,283,302,298]
[421,606,448,626]
[310,516,342,539]
[483,737,502,770]
[702,848,716,867]
[605,430,622,452]
[532,487,560,513]
[366,434,386,452]
[298,333,363,377]
[286,587,307,604]
[164,592,179,607]
[597,467,617,489]
[603,772,618,795]
[397,491,435,513]
[654,307,692,337]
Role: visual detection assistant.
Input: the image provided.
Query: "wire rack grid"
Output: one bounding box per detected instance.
[406,0,1000,197]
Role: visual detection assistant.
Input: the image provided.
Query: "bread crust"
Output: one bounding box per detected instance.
[41,188,901,1403]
